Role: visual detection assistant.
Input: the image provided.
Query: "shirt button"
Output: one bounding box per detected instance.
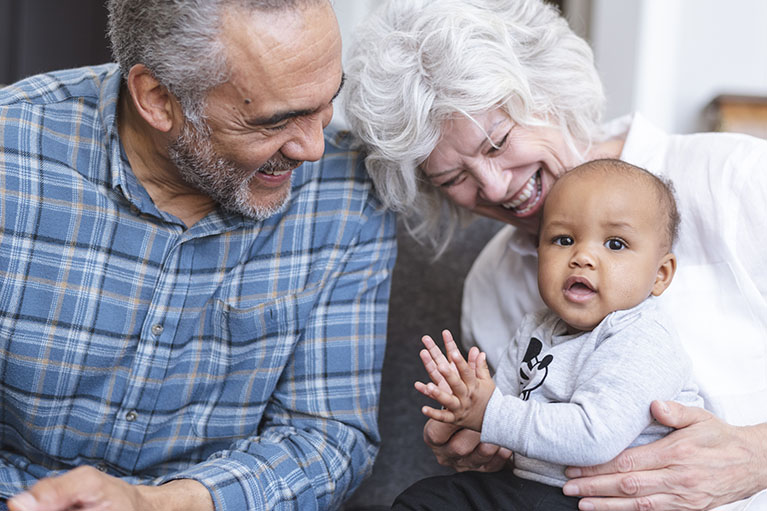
[96,464,107,473]
[125,410,138,422]
[151,324,164,336]
[130,205,140,215]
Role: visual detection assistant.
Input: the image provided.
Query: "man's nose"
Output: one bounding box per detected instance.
[281,107,333,163]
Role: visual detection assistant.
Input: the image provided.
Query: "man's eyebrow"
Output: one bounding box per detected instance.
[332,72,345,102]
[247,109,314,127]
[247,73,346,127]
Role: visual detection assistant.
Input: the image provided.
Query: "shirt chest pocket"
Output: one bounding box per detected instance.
[190,293,300,441]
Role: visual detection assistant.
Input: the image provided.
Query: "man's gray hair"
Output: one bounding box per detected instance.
[343,0,606,254]
[108,0,322,125]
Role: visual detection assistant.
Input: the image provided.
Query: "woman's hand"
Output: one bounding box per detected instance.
[423,419,512,472]
[562,400,767,510]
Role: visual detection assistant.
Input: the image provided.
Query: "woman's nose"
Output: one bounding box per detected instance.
[476,166,512,203]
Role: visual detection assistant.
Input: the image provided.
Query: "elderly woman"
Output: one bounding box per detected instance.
[343,0,767,510]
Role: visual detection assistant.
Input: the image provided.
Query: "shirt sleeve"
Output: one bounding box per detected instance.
[481,316,694,466]
[162,200,397,511]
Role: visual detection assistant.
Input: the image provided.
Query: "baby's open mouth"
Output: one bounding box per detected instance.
[564,276,597,301]
[569,282,594,293]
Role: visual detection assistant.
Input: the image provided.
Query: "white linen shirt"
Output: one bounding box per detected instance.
[462,113,767,510]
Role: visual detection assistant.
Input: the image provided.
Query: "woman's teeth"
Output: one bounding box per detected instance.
[501,170,542,214]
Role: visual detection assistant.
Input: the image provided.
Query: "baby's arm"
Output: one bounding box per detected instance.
[415,330,496,432]
[481,316,696,467]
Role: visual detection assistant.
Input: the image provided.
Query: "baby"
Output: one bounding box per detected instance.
[415,159,704,496]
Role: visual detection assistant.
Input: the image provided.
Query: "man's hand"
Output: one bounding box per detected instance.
[562,400,767,510]
[423,418,512,473]
[7,466,214,511]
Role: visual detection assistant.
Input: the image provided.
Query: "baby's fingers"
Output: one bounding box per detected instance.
[422,335,451,367]
[420,404,457,424]
[414,380,433,399]
[415,381,459,410]
[419,349,454,394]
[440,330,460,354]
[438,357,470,397]
[476,351,492,380]
[419,349,442,380]
[449,348,476,387]
[467,346,479,370]
[420,334,438,350]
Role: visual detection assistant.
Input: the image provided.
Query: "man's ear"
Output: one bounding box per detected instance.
[651,252,677,296]
[125,64,181,133]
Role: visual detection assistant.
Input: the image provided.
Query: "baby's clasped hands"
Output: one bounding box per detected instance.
[414,329,496,432]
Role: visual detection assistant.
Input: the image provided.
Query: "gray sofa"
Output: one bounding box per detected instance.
[343,217,502,509]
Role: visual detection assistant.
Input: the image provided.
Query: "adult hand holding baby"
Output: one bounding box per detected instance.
[564,401,767,510]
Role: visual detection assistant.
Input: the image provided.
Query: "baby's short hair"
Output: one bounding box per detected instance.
[553,159,680,251]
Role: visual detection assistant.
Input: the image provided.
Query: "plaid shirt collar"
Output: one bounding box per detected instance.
[98,65,247,234]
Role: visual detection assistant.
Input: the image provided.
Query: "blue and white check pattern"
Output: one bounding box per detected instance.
[0,64,396,510]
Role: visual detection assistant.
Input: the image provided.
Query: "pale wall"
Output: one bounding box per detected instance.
[333,0,767,135]
[590,0,767,133]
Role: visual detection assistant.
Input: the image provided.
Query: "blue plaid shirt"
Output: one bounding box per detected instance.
[0,64,396,510]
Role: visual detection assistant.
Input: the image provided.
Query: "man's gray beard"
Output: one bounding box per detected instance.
[167,119,296,221]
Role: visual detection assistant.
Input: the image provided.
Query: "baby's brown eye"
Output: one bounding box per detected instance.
[605,239,626,251]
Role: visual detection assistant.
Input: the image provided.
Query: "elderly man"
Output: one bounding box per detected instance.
[0,1,395,510]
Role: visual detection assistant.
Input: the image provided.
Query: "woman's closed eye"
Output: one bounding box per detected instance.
[439,171,468,188]
[488,132,510,154]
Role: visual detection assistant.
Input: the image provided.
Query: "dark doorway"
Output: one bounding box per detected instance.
[0,0,111,84]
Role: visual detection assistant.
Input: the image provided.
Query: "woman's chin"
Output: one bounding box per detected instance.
[474,204,541,233]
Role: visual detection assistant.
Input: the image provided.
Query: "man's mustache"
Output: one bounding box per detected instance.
[259,156,302,173]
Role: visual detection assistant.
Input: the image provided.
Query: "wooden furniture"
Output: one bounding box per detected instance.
[703,94,767,139]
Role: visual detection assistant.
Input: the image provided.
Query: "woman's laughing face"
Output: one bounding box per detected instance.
[422,108,579,234]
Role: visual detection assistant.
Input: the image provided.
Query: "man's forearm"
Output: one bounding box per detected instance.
[139,479,214,511]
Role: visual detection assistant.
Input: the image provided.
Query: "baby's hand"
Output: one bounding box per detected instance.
[416,331,457,392]
[414,330,495,432]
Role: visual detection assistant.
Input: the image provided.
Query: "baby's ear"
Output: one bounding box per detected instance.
[651,253,677,296]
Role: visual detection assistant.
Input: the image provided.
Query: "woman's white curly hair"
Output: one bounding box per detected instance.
[344,0,605,254]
